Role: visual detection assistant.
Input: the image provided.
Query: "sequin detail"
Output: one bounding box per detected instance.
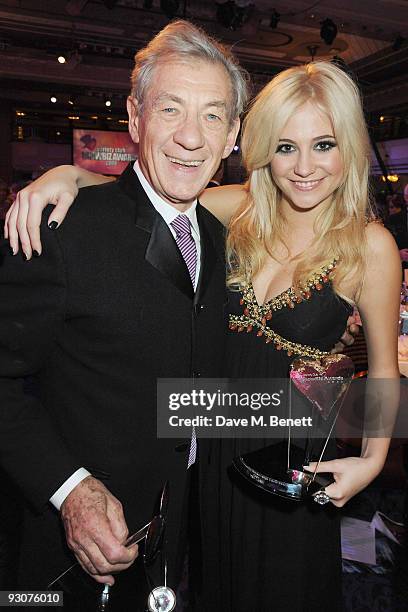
[229,260,337,358]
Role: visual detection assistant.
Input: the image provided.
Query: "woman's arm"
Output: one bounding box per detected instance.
[4,166,113,258]
[5,165,245,257]
[309,223,401,506]
[355,223,401,462]
[200,184,246,226]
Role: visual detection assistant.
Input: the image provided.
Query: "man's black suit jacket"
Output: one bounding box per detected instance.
[0,165,227,596]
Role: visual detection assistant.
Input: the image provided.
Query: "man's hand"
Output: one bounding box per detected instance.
[4,166,79,259]
[60,476,138,585]
[331,313,361,354]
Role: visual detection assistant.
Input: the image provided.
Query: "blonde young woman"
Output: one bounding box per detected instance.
[5,62,401,610]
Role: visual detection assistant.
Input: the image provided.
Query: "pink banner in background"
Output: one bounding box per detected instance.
[73,129,138,175]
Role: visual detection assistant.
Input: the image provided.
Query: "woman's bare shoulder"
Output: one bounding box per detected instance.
[365,220,399,258]
[200,184,247,226]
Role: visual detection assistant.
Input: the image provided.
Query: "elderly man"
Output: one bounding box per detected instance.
[0,20,245,610]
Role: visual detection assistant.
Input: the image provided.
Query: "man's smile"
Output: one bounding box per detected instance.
[166,155,204,167]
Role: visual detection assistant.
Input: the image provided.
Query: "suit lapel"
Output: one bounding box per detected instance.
[116,164,194,300]
[194,204,218,306]
[146,216,194,299]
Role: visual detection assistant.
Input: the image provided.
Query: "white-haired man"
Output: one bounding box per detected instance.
[0,20,246,610]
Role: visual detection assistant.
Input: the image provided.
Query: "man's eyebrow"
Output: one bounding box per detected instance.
[152,93,183,105]
[278,134,336,144]
[205,100,228,109]
[152,94,228,110]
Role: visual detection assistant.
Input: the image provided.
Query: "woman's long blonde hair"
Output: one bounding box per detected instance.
[226,61,374,296]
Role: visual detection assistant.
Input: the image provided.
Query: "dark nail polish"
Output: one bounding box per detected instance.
[33,250,40,257]
[48,221,59,230]
[23,253,28,261]
[9,247,15,256]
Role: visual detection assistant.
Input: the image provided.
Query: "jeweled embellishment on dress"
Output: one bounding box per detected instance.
[229,260,337,358]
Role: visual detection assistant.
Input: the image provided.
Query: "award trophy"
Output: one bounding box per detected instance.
[233,354,354,504]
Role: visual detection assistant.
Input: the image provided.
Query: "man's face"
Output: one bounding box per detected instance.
[127,59,240,209]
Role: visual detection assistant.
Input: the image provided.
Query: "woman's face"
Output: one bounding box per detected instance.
[270,101,343,212]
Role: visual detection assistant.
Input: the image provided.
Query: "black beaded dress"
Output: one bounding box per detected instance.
[200,261,353,612]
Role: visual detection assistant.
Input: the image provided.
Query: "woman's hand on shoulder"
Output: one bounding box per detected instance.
[200,184,246,226]
[4,166,113,259]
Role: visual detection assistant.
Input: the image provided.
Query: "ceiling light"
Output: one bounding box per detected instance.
[380,116,385,122]
[58,55,67,64]
[320,18,337,45]
[382,174,399,182]
[50,96,57,103]
[105,99,112,107]
[307,45,319,60]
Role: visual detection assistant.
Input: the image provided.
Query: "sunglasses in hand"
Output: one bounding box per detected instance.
[48,482,173,612]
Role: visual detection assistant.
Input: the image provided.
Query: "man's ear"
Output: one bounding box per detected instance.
[222,118,240,159]
[127,96,140,144]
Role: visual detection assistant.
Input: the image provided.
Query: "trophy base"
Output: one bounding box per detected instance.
[233,441,333,501]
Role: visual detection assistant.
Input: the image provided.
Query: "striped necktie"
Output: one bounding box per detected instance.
[170,214,198,467]
[170,214,197,287]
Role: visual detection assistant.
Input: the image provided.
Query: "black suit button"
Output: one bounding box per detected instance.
[195,304,206,314]
[175,443,189,453]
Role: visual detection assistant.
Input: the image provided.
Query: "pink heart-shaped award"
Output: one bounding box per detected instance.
[290,354,354,419]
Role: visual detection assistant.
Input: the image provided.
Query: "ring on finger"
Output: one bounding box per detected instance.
[313,489,330,505]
